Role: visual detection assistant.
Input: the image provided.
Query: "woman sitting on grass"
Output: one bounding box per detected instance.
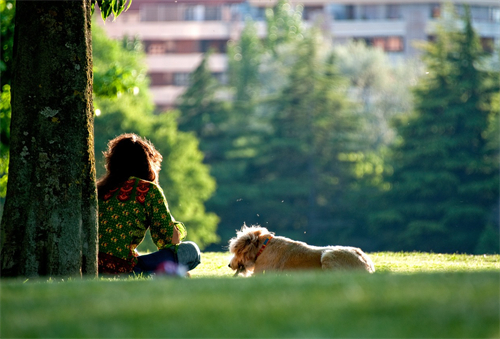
[97,133,200,276]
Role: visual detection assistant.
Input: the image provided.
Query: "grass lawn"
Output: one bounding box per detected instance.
[1,252,499,338]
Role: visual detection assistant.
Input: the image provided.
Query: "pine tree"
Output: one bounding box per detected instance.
[246,33,360,242]
[265,0,304,55]
[370,6,499,253]
[176,51,231,163]
[228,20,262,108]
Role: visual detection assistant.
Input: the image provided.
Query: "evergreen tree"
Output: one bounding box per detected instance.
[148,112,219,248]
[246,33,360,243]
[334,40,420,148]
[369,6,499,253]
[227,20,262,108]
[176,50,231,163]
[178,0,366,247]
[201,1,316,245]
[264,0,304,55]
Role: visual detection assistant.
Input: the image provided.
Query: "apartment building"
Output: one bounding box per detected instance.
[98,0,500,110]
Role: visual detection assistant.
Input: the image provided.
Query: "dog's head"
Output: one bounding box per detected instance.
[228,225,272,276]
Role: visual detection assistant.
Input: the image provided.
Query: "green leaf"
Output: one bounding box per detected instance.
[96,0,131,21]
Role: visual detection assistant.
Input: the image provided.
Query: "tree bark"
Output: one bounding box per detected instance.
[0,0,97,277]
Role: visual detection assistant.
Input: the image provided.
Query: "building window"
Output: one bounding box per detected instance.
[160,5,182,21]
[251,7,267,21]
[386,36,404,52]
[303,6,323,21]
[468,5,500,23]
[361,5,380,20]
[141,4,184,21]
[146,42,167,55]
[150,72,223,87]
[176,40,200,53]
[141,5,159,21]
[213,72,228,85]
[144,40,177,54]
[201,40,228,53]
[430,4,441,18]
[386,4,401,20]
[173,73,191,86]
[357,36,404,52]
[481,37,495,53]
[329,4,355,20]
[149,73,172,86]
[184,5,197,21]
[144,5,214,21]
[205,6,222,21]
[470,6,488,22]
[491,7,500,23]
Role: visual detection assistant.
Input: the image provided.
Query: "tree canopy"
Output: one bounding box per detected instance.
[369,5,499,253]
[177,1,498,253]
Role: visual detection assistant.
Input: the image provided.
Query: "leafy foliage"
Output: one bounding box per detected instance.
[369,6,499,253]
[264,0,304,54]
[247,34,362,240]
[0,0,15,199]
[0,85,10,198]
[91,0,132,21]
[0,0,136,199]
[92,25,219,249]
[334,40,420,148]
[0,8,219,248]
[178,2,367,246]
[0,0,15,89]
[176,1,498,254]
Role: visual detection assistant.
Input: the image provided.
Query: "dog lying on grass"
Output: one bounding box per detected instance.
[228,225,375,276]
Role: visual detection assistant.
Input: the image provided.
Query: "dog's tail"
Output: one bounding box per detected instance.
[321,246,375,273]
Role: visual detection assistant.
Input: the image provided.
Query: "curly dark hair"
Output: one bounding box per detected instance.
[97,133,162,199]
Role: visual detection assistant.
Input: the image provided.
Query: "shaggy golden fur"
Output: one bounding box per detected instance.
[228,225,375,276]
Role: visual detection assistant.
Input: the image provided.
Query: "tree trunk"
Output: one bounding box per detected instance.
[0,0,97,277]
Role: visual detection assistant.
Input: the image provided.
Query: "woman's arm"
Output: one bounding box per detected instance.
[147,183,187,248]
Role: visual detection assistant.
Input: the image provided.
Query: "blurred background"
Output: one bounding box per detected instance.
[1,0,499,254]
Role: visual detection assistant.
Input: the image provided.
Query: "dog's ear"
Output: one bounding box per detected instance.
[229,229,261,260]
[231,232,258,252]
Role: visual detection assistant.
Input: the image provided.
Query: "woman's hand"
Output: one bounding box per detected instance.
[172,226,181,245]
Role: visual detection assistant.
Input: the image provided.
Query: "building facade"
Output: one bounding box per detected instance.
[98,0,500,110]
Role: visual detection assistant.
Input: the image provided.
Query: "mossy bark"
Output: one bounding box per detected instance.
[0,0,97,277]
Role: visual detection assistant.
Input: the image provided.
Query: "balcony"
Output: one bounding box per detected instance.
[330,20,407,38]
[101,20,245,40]
[147,53,227,72]
[150,86,186,107]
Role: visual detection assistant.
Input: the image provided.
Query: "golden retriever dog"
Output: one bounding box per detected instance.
[228,225,375,276]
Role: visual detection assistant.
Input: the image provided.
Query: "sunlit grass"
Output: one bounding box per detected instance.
[191,251,233,277]
[1,252,499,338]
[370,251,500,273]
[190,251,500,277]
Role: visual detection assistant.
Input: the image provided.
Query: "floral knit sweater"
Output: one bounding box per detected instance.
[98,177,186,274]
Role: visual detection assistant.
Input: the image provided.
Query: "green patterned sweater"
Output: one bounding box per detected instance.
[98,177,186,273]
